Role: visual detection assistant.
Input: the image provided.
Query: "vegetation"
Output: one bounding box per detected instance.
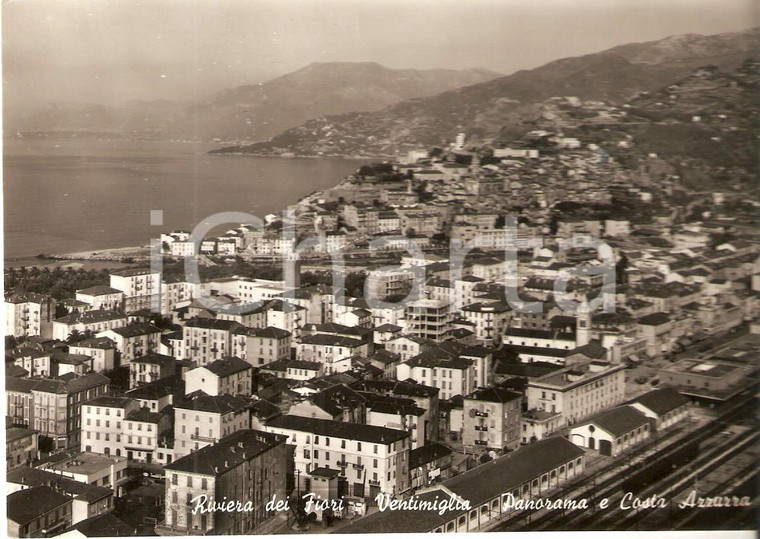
[5,266,112,300]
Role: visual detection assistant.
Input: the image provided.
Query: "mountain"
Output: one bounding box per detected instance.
[7,63,501,142]
[213,27,759,157]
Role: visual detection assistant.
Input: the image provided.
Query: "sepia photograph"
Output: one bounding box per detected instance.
[2,0,759,537]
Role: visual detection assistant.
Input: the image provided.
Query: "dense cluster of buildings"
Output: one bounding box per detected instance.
[5,121,760,536]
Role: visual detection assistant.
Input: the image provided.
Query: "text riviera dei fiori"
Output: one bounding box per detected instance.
[189,490,751,516]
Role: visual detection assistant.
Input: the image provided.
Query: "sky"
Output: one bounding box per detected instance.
[3,0,758,116]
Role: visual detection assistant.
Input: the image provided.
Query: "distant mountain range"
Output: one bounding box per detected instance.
[213,27,759,157]
[6,63,501,143]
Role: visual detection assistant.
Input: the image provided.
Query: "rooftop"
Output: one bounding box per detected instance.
[579,405,650,437]
[7,486,71,524]
[268,415,409,445]
[165,429,285,476]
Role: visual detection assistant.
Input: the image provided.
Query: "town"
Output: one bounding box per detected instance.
[5,68,760,535]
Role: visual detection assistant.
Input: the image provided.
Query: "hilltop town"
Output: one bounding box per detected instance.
[4,62,760,535]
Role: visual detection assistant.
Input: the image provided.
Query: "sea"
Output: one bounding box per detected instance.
[2,138,364,260]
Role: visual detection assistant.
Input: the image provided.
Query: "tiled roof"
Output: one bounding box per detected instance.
[204,356,252,377]
[109,323,161,338]
[631,387,689,415]
[77,285,123,296]
[174,393,249,414]
[580,405,649,437]
[409,441,453,469]
[7,486,71,524]
[268,415,409,444]
[131,352,175,366]
[247,326,291,339]
[165,429,285,475]
[443,436,584,507]
[465,386,521,403]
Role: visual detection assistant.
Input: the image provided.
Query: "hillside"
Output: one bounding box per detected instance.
[213,27,759,157]
[8,63,500,143]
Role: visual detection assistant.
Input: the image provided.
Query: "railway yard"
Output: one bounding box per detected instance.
[489,382,759,531]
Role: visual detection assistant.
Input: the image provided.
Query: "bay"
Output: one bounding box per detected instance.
[2,138,362,259]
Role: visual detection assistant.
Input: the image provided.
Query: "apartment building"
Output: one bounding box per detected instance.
[244,326,292,366]
[5,293,57,339]
[184,356,253,397]
[129,353,176,388]
[173,394,251,459]
[403,299,452,341]
[460,301,512,346]
[297,334,369,374]
[525,361,626,441]
[81,396,138,456]
[109,268,161,312]
[10,373,111,450]
[75,285,125,312]
[266,415,411,499]
[98,323,162,366]
[52,310,127,342]
[69,337,117,373]
[462,387,522,452]
[158,429,287,536]
[181,318,243,366]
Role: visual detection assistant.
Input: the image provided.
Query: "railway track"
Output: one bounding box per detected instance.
[492,386,757,531]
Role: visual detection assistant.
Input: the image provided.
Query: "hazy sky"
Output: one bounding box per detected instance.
[3,0,758,115]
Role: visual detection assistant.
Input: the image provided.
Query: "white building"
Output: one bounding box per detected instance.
[265,415,411,498]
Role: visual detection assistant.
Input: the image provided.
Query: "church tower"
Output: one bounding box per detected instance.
[576,299,591,347]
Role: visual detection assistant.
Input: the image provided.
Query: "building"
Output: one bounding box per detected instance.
[408,442,453,490]
[351,379,440,443]
[568,405,651,456]
[7,485,73,538]
[630,387,690,430]
[396,342,491,401]
[184,356,253,397]
[129,353,176,389]
[244,327,292,366]
[297,334,369,374]
[265,415,411,498]
[98,323,162,366]
[173,393,251,459]
[80,395,170,463]
[5,293,57,339]
[36,450,130,497]
[404,299,452,341]
[525,361,626,439]
[80,393,173,463]
[181,318,243,366]
[9,373,111,450]
[7,466,115,526]
[6,427,39,471]
[656,358,753,401]
[158,429,287,536]
[109,268,161,312]
[462,387,522,452]
[460,302,511,346]
[68,338,117,373]
[345,436,585,533]
[75,286,125,312]
[52,310,127,342]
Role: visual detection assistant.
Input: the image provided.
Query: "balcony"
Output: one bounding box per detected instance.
[474,425,488,431]
[351,463,364,471]
[191,434,216,443]
[368,479,381,487]
[474,410,489,418]
[474,440,488,446]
